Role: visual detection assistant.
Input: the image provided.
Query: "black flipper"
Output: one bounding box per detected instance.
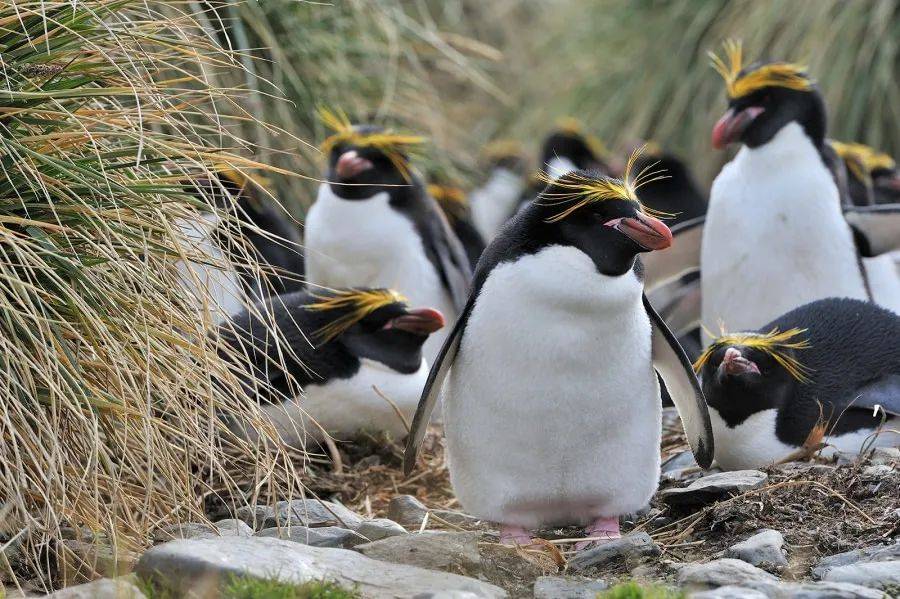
[850,375,900,418]
[642,216,704,292]
[844,204,900,256]
[644,293,715,468]
[403,296,475,474]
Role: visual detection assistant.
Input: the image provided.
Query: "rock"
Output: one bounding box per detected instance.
[813,541,900,578]
[256,526,354,548]
[152,522,216,543]
[725,529,788,572]
[355,531,481,577]
[345,518,408,547]
[265,499,363,531]
[213,519,253,537]
[60,540,137,582]
[567,532,660,572]
[860,465,894,479]
[136,537,506,598]
[233,504,272,530]
[46,578,145,598]
[660,471,768,507]
[690,581,883,599]
[822,561,900,590]
[689,586,768,598]
[386,495,482,528]
[661,451,697,473]
[868,447,899,466]
[678,558,778,590]
[532,576,608,598]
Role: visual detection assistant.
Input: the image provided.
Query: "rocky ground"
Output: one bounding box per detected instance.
[7,409,900,598]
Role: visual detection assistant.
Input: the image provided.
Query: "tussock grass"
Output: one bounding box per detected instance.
[0,0,301,590]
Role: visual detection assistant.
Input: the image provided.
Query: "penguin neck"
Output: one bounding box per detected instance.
[736,122,826,171]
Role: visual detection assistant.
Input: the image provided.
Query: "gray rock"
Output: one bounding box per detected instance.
[386,495,481,528]
[136,536,506,598]
[860,465,894,479]
[265,499,363,530]
[256,525,354,548]
[568,532,661,572]
[689,586,767,598]
[660,471,768,507]
[60,540,137,581]
[678,558,778,590]
[213,518,253,537]
[152,522,216,543]
[233,504,272,530]
[46,578,145,598]
[822,561,900,590]
[355,531,481,577]
[690,581,884,599]
[662,451,698,473]
[868,447,900,466]
[345,518,408,547]
[725,529,788,572]
[813,541,900,578]
[532,576,608,598]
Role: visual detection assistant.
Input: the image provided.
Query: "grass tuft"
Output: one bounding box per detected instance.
[600,581,686,599]
[223,575,359,599]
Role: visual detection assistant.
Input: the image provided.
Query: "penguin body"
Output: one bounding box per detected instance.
[697,297,900,470]
[304,115,471,363]
[404,160,714,544]
[428,183,486,269]
[220,288,444,444]
[469,142,528,241]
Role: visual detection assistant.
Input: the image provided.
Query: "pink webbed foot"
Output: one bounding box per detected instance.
[499,524,536,548]
[574,516,621,551]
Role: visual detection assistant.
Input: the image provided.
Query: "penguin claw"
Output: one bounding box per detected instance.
[499,525,537,548]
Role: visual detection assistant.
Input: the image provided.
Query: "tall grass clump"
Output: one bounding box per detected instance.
[0,0,301,590]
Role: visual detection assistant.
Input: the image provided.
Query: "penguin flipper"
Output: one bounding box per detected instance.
[640,216,704,292]
[403,296,474,475]
[644,293,715,469]
[844,204,900,256]
[424,202,474,311]
[849,375,900,418]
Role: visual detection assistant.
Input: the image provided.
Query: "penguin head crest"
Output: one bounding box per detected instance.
[427,184,468,222]
[305,288,407,343]
[695,327,812,383]
[830,141,896,183]
[709,39,813,99]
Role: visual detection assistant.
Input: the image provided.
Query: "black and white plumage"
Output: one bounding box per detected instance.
[630,147,706,226]
[696,297,900,470]
[219,288,444,445]
[404,164,713,544]
[304,118,472,364]
[427,183,486,269]
[469,142,528,241]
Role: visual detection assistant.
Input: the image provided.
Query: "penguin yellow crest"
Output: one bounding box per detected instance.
[482,139,524,161]
[694,327,812,382]
[427,184,468,221]
[709,39,813,99]
[555,117,611,161]
[536,146,670,223]
[318,107,425,180]
[306,288,407,343]
[830,141,896,182]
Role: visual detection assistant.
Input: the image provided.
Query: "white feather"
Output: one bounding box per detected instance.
[863,254,900,315]
[546,156,577,178]
[305,186,457,364]
[443,246,661,528]
[469,167,525,241]
[702,123,868,340]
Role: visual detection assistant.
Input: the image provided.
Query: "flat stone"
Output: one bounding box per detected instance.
[46,578,145,598]
[660,471,768,507]
[813,541,900,578]
[725,529,788,572]
[532,575,608,598]
[213,519,253,537]
[689,586,767,598]
[233,504,272,530]
[265,499,363,530]
[136,537,506,598]
[868,447,900,466]
[386,495,481,528]
[568,532,661,572]
[751,581,884,598]
[152,522,216,543]
[256,526,354,548]
[822,561,900,590]
[355,531,481,577]
[678,558,778,590]
[345,518,408,547]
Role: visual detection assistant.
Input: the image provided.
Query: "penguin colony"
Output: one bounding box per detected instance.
[193,40,900,550]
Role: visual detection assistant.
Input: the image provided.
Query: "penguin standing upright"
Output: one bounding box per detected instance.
[701,42,871,336]
[469,140,528,241]
[629,144,706,226]
[304,110,472,363]
[696,298,900,470]
[427,182,486,269]
[220,287,445,445]
[404,152,713,548]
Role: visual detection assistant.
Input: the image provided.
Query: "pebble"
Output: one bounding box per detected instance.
[136,536,506,598]
[532,575,608,598]
[213,518,253,537]
[256,525,354,548]
[660,470,768,507]
[724,529,788,572]
[678,558,778,589]
[233,504,271,530]
[355,531,481,577]
[387,495,482,528]
[822,561,900,590]
[567,532,661,572]
[265,498,363,530]
[689,586,768,598]
[46,578,145,598]
[813,541,900,578]
[345,518,408,548]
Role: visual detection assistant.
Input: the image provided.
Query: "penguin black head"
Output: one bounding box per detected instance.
[710,40,824,149]
[516,149,672,277]
[830,141,900,205]
[541,118,614,174]
[695,328,811,424]
[306,288,445,374]
[319,108,425,200]
[481,139,528,175]
[872,163,900,205]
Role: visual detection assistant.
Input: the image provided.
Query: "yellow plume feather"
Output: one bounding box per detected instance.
[306,288,407,343]
[830,141,896,184]
[694,327,812,383]
[482,139,524,161]
[709,39,813,99]
[428,184,468,221]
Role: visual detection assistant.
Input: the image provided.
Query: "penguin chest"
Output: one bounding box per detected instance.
[702,123,867,334]
[443,246,662,527]
[709,408,796,470]
[470,168,523,240]
[262,358,428,445]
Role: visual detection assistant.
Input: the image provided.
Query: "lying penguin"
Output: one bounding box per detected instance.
[404,151,713,549]
[696,297,900,471]
[219,287,444,445]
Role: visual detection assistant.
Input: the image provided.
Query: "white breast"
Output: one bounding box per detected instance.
[701,123,868,338]
[469,167,525,241]
[304,186,457,362]
[546,156,578,178]
[863,255,900,315]
[442,246,661,528]
[710,408,795,470]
